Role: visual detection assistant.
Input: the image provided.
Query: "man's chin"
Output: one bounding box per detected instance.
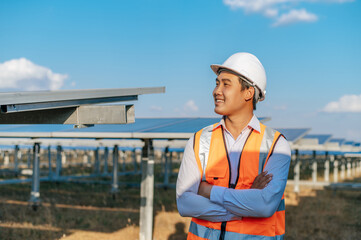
[214,108,227,116]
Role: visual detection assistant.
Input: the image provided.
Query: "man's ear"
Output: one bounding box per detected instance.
[244,87,255,101]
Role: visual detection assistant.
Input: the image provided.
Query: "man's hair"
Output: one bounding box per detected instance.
[239,76,257,110]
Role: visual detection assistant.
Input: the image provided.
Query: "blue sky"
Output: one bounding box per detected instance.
[0,0,360,142]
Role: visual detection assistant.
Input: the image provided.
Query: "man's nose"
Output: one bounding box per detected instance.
[214,86,223,96]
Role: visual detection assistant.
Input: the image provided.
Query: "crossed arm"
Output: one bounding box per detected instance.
[176,136,291,222]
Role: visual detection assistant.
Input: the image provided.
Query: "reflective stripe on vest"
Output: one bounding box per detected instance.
[188,221,285,240]
[190,123,285,240]
[198,124,216,181]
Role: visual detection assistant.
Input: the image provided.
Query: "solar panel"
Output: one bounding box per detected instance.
[304,134,333,145]
[0,124,73,132]
[144,118,222,133]
[344,141,355,146]
[0,117,267,134]
[63,118,191,133]
[275,128,310,143]
[329,138,346,145]
[65,117,262,133]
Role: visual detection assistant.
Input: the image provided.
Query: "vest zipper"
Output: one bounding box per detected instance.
[220,126,230,240]
[221,126,233,188]
[219,127,254,240]
[234,129,254,187]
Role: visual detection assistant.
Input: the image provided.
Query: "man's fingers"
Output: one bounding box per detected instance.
[258,173,273,186]
[251,172,273,189]
[255,171,268,182]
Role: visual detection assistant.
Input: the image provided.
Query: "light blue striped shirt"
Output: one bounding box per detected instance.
[176,115,291,221]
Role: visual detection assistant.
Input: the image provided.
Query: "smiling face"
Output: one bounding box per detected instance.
[213,71,254,117]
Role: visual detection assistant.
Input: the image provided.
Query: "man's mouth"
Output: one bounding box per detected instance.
[215,99,224,103]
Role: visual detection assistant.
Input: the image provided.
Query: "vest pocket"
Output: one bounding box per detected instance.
[205,167,227,186]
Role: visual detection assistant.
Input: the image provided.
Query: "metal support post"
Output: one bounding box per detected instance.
[352,160,356,177]
[56,145,62,179]
[133,149,137,172]
[136,149,141,165]
[140,139,154,240]
[293,150,300,193]
[29,143,41,208]
[177,152,181,163]
[111,145,119,194]
[87,150,91,165]
[340,159,345,180]
[122,150,126,172]
[333,158,338,183]
[94,147,100,175]
[27,149,31,168]
[312,151,317,184]
[346,158,351,178]
[169,150,173,176]
[14,145,19,172]
[61,151,67,165]
[48,146,52,179]
[82,151,87,164]
[4,151,9,166]
[324,152,329,183]
[163,147,169,186]
[139,149,143,173]
[103,147,109,174]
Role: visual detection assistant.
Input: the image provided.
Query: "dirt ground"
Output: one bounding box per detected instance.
[0,176,360,240]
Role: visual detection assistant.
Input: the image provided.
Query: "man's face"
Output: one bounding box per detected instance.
[213,71,248,116]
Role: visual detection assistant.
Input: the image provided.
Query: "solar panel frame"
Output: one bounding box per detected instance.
[304,134,333,145]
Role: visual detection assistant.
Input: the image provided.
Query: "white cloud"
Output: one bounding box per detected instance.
[223,0,286,15]
[0,58,67,91]
[223,0,353,26]
[272,9,318,26]
[184,100,199,112]
[323,94,361,113]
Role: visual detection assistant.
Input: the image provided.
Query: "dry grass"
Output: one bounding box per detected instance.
[285,182,361,240]
[0,170,360,240]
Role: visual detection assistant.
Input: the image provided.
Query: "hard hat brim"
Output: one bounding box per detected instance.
[210,64,265,101]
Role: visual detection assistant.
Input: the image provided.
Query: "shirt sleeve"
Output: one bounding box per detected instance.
[176,136,242,222]
[210,136,291,218]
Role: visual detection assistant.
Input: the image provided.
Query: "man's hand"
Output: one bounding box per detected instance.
[198,181,213,199]
[251,171,273,189]
[198,171,272,199]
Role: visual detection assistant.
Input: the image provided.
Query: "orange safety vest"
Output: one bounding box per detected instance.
[188,122,285,240]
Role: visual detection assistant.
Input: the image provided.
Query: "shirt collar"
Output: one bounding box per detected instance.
[213,115,261,133]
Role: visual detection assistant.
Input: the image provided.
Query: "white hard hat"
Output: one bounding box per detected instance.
[211,52,267,101]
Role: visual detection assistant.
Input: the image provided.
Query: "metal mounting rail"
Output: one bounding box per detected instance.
[0,87,164,113]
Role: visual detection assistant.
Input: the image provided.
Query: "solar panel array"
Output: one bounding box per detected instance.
[304,134,332,145]
[0,118,359,152]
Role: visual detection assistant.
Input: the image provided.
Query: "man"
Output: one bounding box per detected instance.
[176,52,291,240]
